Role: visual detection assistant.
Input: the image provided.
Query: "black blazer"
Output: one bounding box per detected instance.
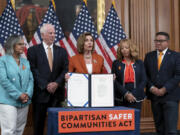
[112,59,147,101]
[27,44,68,103]
[144,49,180,101]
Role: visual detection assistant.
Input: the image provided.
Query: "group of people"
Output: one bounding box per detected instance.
[0,23,179,135]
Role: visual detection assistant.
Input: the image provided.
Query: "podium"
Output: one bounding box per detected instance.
[47,107,140,135]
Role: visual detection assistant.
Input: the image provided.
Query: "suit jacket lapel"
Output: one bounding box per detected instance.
[160,49,171,70]
[39,44,47,60]
[7,55,20,73]
[92,53,98,73]
[39,44,51,71]
[19,58,26,85]
[92,54,95,73]
[52,45,58,71]
[152,51,159,72]
[79,54,88,73]
[7,56,25,86]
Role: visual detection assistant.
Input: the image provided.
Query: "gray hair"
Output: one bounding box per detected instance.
[40,23,55,34]
[4,35,24,55]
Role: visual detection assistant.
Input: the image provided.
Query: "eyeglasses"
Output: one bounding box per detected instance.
[17,43,25,46]
[154,40,167,43]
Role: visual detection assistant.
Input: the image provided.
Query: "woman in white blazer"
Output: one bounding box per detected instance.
[0,35,34,135]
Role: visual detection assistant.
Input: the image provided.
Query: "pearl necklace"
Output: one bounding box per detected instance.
[84,55,92,59]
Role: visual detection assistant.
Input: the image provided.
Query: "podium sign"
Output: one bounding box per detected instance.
[58,109,135,133]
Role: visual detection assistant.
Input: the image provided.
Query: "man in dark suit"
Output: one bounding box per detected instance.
[27,23,68,135]
[144,32,180,135]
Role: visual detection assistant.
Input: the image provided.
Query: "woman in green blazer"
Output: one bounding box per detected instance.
[0,35,34,135]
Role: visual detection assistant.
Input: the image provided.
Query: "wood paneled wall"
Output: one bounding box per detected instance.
[0,0,180,133]
[0,0,6,16]
[106,0,180,58]
[105,0,180,132]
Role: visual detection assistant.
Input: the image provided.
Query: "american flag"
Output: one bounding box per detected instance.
[68,2,111,73]
[29,1,72,56]
[98,4,126,71]
[0,0,28,56]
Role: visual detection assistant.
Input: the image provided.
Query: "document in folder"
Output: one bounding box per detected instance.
[67,73,89,107]
[91,74,114,107]
[67,73,114,107]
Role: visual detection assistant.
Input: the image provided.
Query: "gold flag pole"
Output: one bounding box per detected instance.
[97,0,105,34]
[83,0,87,6]
[112,0,116,9]
[10,0,15,10]
[51,0,56,10]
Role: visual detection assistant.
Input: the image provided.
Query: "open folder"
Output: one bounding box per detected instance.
[67,73,114,107]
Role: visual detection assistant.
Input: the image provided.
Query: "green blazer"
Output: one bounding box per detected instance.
[0,55,34,107]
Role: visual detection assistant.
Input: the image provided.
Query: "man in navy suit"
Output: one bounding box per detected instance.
[144,32,180,135]
[27,23,68,135]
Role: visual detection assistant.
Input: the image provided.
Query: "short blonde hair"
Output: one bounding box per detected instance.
[117,39,139,61]
[77,32,95,54]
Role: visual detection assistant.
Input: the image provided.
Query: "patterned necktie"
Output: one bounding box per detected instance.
[48,46,53,71]
[158,52,163,70]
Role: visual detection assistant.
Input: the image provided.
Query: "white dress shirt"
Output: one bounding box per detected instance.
[157,48,168,61]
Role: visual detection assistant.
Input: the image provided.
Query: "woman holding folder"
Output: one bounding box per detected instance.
[112,39,146,109]
[65,32,110,107]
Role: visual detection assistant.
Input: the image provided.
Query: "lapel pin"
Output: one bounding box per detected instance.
[93,59,97,63]
[22,65,26,70]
